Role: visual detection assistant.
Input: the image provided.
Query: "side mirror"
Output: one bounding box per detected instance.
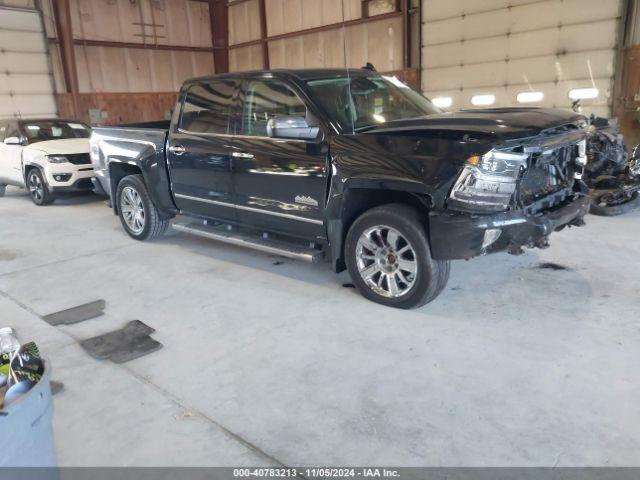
[4,136,22,146]
[266,116,320,141]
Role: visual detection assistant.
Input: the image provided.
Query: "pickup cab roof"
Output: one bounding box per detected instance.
[184,67,379,86]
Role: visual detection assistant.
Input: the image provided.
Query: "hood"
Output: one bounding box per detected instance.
[24,138,90,155]
[369,108,586,141]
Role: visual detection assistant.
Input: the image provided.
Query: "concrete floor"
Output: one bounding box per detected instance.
[0,185,639,467]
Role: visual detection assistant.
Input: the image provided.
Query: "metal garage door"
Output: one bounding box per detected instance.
[421,0,624,117]
[0,6,57,119]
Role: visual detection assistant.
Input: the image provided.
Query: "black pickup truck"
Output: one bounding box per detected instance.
[90,67,590,309]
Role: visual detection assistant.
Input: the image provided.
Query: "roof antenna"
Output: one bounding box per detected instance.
[363,62,376,71]
[341,0,354,134]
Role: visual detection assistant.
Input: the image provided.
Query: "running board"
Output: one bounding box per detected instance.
[172,221,324,263]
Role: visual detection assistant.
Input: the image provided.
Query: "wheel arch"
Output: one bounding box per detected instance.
[108,160,176,218]
[23,162,45,186]
[327,186,433,273]
[23,162,42,176]
[108,161,143,215]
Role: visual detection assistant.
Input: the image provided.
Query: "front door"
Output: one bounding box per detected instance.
[167,79,237,222]
[230,78,327,239]
[0,121,25,186]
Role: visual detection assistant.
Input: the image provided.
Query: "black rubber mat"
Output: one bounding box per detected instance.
[79,320,162,363]
[41,299,106,326]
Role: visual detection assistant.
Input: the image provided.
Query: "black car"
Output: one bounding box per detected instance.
[90,67,590,308]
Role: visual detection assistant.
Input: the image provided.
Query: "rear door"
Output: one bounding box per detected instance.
[230,77,327,239]
[167,79,237,221]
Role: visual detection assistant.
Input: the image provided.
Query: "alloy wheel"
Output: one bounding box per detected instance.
[355,225,418,298]
[120,186,146,235]
[28,172,43,202]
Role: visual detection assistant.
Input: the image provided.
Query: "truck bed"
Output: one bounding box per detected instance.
[90,123,173,213]
[114,120,172,130]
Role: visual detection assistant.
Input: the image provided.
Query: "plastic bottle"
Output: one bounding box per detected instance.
[0,327,20,354]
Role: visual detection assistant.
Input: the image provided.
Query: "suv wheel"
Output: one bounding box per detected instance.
[345,203,450,309]
[116,174,169,241]
[27,169,54,206]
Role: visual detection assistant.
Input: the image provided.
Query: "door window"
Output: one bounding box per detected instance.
[180,80,235,135]
[240,79,307,137]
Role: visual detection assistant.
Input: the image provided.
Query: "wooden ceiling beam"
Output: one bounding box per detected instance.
[210,0,229,73]
[51,0,79,117]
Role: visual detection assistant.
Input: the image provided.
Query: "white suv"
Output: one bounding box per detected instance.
[0,119,93,205]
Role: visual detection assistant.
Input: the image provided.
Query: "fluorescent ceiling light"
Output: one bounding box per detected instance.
[471,94,495,106]
[568,87,599,100]
[432,96,453,108]
[372,113,386,123]
[517,91,544,103]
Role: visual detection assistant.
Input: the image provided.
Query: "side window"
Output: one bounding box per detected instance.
[180,80,235,134]
[0,122,6,142]
[240,79,307,137]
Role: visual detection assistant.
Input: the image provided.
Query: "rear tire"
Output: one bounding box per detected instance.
[116,174,169,241]
[0,185,6,197]
[27,169,55,206]
[345,203,450,309]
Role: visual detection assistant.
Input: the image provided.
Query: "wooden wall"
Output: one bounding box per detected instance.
[57,92,177,125]
[43,0,411,124]
[229,0,403,73]
[44,0,214,95]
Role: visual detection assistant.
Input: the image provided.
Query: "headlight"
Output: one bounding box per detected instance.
[47,155,69,164]
[449,149,528,211]
[89,142,100,164]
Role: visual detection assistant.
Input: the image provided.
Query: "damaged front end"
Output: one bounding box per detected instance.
[429,127,590,260]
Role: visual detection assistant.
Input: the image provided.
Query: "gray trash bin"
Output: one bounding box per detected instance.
[0,360,56,467]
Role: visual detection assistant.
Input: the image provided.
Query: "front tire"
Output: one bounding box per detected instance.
[27,169,54,206]
[345,203,450,309]
[590,190,640,216]
[116,174,169,241]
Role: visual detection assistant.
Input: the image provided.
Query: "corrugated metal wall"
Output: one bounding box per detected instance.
[421,0,624,117]
[0,0,35,7]
[629,0,640,45]
[0,5,57,119]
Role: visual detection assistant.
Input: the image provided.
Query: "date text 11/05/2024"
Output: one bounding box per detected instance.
[233,467,400,478]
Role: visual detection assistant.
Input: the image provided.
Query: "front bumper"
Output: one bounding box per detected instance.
[50,177,94,193]
[429,186,590,260]
[44,163,94,191]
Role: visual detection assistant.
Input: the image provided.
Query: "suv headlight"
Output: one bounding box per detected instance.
[47,155,69,164]
[448,149,528,211]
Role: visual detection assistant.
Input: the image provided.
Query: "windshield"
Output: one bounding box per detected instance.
[21,120,91,144]
[305,75,441,133]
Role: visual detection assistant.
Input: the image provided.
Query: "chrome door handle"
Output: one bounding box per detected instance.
[231,151,254,159]
[169,145,186,155]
